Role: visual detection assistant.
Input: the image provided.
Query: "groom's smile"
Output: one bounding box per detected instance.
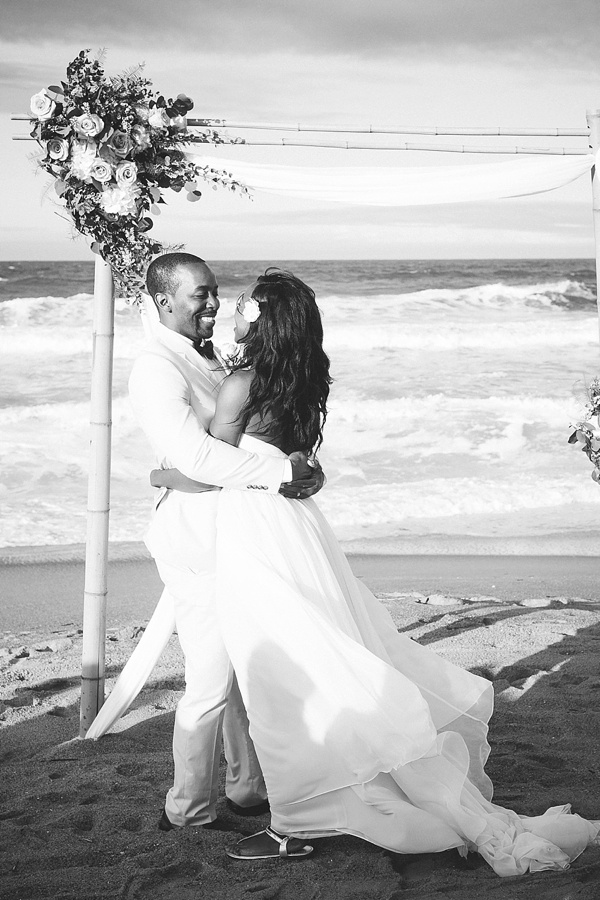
[159,261,220,344]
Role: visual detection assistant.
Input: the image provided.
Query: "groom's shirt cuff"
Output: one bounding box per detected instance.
[282,460,293,483]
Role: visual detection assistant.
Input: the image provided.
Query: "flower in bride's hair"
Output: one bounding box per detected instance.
[106,130,133,158]
[30,90,55,120]
[115,160,138,187]
[70,139,97,178]
[91,158,113,184]
[74,112,104,138]
[46,137,69,161]
[242,297,261,323]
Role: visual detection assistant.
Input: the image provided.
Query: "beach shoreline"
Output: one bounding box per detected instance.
[1,542,599,635]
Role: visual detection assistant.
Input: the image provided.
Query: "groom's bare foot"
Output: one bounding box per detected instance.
[226,826,313,860]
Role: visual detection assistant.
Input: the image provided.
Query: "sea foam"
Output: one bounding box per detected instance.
[1,261,599,548]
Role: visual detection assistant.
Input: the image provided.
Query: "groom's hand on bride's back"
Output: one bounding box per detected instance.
[279,452,326,499]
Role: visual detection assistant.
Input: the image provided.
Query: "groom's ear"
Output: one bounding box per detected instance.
[154,292,171,313]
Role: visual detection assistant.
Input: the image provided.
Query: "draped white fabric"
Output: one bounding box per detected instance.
[189,152,595,206]
[140,292,160,339]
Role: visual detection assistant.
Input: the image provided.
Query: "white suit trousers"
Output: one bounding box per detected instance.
[155,560,266,826]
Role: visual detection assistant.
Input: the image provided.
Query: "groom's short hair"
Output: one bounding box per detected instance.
[146,252,207,299]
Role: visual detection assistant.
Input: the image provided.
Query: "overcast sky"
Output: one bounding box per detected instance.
[2,0,600,259]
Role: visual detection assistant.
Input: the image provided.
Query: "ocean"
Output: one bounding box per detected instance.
[1,258,600,554]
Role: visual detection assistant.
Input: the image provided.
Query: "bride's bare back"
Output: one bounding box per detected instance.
[210,369,278,449]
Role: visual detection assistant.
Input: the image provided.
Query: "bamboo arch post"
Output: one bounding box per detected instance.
[80,255,115,737]
[586,109,600,346]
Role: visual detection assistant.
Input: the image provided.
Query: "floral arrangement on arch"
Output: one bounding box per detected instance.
[29,50,249,301]
[568,377,600,482]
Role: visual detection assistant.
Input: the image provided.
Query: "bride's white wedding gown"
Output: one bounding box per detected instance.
[215,434,598,877]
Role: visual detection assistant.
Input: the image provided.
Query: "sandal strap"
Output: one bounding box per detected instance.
[265,826,290,858]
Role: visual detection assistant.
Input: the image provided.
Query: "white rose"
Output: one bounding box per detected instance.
[74,113,104,138]
[115,160,138,187]
[91,159,113,184]
[46,137,69,161]
[70,140,97,179]
[100,185,139,216]
[30,90,56,120]
[148,107,170,130]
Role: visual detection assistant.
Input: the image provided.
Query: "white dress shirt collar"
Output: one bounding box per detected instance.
[152,321,221,368]
[154,321,195,354]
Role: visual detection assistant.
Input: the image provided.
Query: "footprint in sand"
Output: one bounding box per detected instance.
[68,810,94,832]
[0,807,29,821]
[120,815,143,832]
[527,753,565,771]
[386,850,452,884]
[560,673,588,685]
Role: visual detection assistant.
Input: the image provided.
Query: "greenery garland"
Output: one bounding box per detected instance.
[29,50,249,302]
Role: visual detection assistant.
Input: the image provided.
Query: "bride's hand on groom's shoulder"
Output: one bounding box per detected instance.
[280,453,326,500]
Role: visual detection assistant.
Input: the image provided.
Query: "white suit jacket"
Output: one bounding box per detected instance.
[129,323,291,570]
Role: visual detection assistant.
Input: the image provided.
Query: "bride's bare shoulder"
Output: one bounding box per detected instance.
[217,369,253,405]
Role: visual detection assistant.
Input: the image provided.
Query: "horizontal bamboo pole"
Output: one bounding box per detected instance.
[12,131,589,155]
[193,137,590,155]
[80,255,115,738]
[188,119,589,137]
[11,113,588,137]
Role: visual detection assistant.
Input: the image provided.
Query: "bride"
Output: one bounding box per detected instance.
[147,269,598,873]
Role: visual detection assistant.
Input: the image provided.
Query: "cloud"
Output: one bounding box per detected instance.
[2,0,599,59]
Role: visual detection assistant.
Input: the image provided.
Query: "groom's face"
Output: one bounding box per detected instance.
[160,262,220,343]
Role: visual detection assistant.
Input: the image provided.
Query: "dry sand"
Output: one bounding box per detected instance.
[1,549,600,899]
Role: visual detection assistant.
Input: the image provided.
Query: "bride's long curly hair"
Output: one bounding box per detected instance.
[231,269,332,455]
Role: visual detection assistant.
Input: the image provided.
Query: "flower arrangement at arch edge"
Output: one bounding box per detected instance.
[29,49,250,303]
[568,377,600,482]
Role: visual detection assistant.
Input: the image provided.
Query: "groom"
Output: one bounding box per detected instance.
[129,252,321,834]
